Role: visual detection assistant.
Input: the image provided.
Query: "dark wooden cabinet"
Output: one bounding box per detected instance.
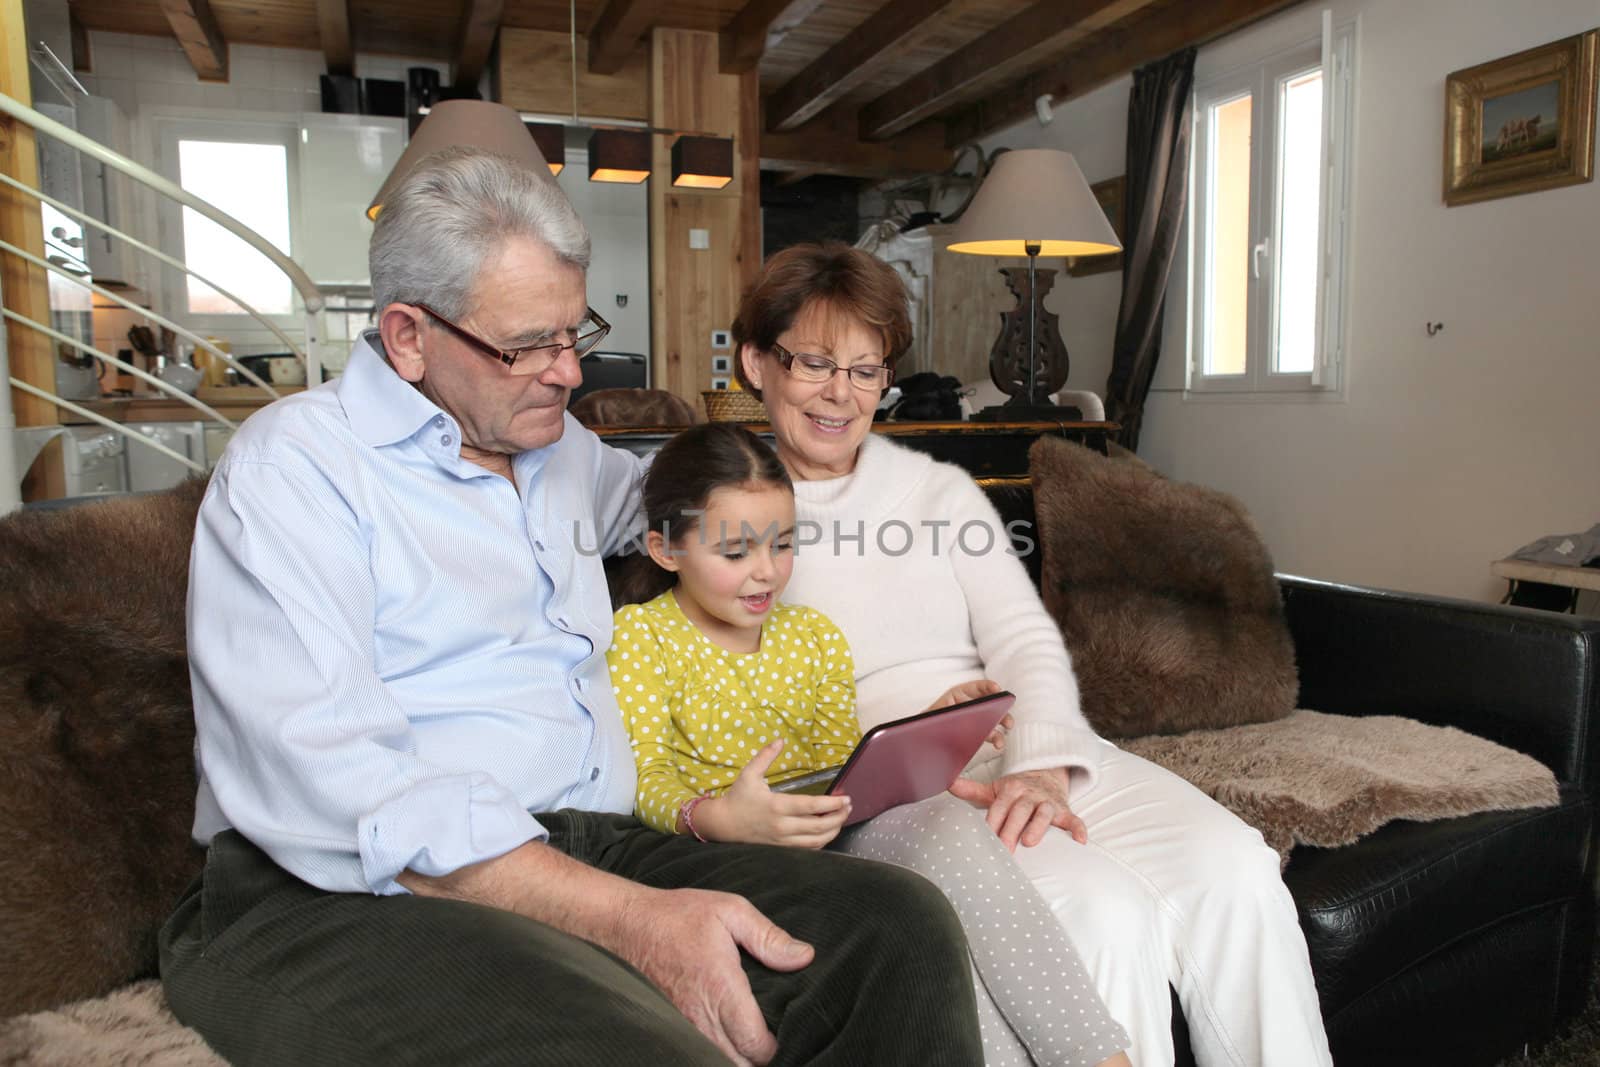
[593,420,1116,484]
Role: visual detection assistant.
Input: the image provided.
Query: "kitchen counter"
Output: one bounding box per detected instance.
[62,386,305,425]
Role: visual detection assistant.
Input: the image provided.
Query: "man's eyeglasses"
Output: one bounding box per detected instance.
[417,304,612,371]
[771,342,894,391]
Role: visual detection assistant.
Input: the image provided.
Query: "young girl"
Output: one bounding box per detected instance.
[607,423,1131,1067]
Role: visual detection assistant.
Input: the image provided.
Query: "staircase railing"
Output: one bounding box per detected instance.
[1,89,330,511]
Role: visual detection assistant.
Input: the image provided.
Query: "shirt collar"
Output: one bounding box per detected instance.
[339,329,448,448]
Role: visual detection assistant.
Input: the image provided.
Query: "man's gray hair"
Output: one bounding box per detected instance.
[369,147,591,320]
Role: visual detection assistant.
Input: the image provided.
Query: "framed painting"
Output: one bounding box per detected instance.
[1444,29,1597,206]
[1066,175,1126,277]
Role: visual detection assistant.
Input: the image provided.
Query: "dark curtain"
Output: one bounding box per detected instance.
[1104,48,1196,451]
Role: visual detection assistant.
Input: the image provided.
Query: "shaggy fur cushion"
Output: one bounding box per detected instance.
[1029,437,1298,739]
[0,981,220,1066]
[0,482,209,1018]
[1122,710,1560,867]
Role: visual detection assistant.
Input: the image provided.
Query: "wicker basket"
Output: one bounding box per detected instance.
[701,389,767,423]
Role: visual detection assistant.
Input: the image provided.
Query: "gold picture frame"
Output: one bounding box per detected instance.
[1066,175,1126,277]
[1444,29,1598,206]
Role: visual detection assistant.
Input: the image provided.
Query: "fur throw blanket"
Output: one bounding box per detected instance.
[0,982,221,1066]
[1122,710,1560,867]
[0,481,209,1017]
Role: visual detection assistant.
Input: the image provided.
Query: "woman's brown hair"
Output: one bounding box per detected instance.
[731,242,912,399]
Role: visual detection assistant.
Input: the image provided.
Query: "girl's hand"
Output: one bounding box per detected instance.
[925,678,1003,711]
[694,740,852,849]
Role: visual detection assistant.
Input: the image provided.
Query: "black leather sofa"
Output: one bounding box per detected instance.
[1267,577,1598,1067]
[978,480,1599,1066]
[4,475,1594,1067]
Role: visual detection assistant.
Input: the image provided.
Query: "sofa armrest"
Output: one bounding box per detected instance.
[1279,574,1600,792]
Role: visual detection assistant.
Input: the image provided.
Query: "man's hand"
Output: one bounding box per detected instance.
[948,767,1087,852]
[605,884,814,1066]
[400,838,814,1065]
[696,740,852,848]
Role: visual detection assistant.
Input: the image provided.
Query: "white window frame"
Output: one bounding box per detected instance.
[152,111,305,336]
[1185,13,1355,397]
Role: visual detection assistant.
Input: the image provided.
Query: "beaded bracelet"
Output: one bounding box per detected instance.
[679,795,711,842]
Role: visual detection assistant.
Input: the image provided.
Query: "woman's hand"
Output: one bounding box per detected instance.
[984,713,1015,752]
[926,678,1003,711]
[948,767,1087,853]
[693,740,852,849]
[926,681,1011,748]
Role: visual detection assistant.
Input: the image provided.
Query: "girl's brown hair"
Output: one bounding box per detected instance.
[609,423,791,607]
[731,242,913,399]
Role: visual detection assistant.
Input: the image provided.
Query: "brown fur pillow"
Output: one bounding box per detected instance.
[0,480,209,1017]
[1030,437,1297,738]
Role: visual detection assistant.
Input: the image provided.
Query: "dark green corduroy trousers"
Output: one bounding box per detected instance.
[159,810,982,1066]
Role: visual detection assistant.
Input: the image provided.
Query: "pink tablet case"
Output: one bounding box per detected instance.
[831,692,1015,825]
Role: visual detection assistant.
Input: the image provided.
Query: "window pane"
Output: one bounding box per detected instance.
[1205,94,1252,376]
[1274,70,1323,374]
[178,140,292,315]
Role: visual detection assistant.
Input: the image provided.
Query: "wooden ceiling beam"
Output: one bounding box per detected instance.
[453,0,505,90]
[316,0,353,76]
[766,0,962,133]
[760,102,952,178]
[859,0,1153,141]
[588,0,667,76]
[158,0,228,81]
[944,0,1301,144]
[719,0,826,75]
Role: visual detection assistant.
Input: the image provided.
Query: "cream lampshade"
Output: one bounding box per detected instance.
[947,149,1122,418]
[367,100,552,220]
[948,149,1122,257]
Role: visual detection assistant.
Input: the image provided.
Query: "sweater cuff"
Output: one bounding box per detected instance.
[1000,722,1104,799]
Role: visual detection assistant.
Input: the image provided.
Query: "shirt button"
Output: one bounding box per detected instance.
[573,676,587,692]
[590,766,600,782]
[534,539,546,552]
[440,434,452,447]
[432,416,445,429]
[556,616,570,629]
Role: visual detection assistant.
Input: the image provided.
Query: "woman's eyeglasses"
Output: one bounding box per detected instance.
[417,304,612,371]
[771,342,894,391]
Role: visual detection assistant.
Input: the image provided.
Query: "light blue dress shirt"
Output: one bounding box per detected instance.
[188,332,645,895]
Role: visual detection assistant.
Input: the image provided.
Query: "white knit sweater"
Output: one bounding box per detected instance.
[783,434,1103,794]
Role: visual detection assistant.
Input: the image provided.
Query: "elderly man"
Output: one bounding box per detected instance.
[160,148,981,1065]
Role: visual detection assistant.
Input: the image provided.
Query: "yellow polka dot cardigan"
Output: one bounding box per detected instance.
[607,589,861,834]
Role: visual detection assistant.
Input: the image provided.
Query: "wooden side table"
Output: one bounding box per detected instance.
[1490,558,1600,614]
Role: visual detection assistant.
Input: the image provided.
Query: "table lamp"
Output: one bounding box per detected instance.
[367,100,553,220]
[948,149,1121,420]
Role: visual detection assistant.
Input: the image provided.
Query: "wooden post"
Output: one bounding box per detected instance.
[0,0,65,499]
[648,28,758,414]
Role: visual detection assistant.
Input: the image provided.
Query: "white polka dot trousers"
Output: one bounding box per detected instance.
[1005,740,1335,1067]
[836,792,1129,1067]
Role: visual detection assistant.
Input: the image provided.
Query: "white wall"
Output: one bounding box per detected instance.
[556,152,651,358]
[76,33,446,355]
[978,0,1600,608]
[74,32,652,359]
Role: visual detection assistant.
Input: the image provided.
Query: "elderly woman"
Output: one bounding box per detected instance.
[733,242,1334,1067]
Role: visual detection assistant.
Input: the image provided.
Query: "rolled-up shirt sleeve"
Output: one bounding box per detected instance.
[188,457,543,895]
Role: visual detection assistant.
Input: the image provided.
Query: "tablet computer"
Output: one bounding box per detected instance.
[770,691,1014,825]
